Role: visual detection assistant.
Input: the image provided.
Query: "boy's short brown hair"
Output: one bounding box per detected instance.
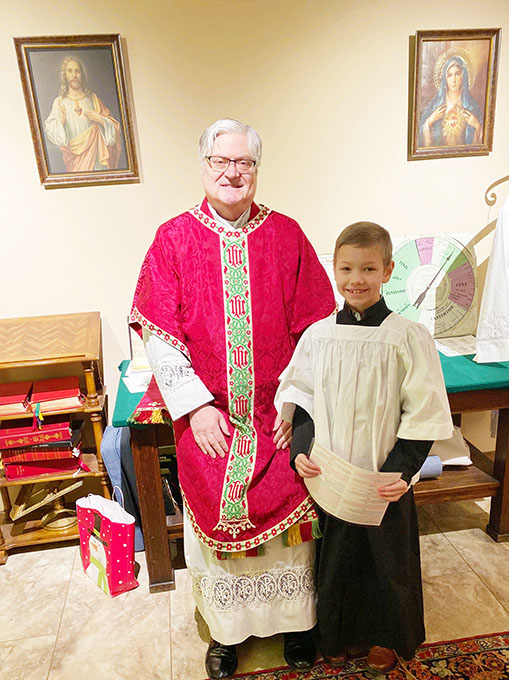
[333,221,393,267]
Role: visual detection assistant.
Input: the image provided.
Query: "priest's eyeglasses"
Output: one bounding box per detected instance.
[206,156,257,173]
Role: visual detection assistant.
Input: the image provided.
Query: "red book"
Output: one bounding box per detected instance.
[30,377,84,413]
[3,457,83,480]
[0,417,71,450]
[1,442,81,464]
[0,381,32,417]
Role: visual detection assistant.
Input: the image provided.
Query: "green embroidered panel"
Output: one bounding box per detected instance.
[214,236,257,539]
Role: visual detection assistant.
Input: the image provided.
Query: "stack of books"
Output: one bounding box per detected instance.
[30,376,84,413]
[0,376,84,419]
[0,417,85,480]
[0,381,32,417]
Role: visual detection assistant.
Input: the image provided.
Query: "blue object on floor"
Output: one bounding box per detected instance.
[418,455,443,480]
[101,425,145,551]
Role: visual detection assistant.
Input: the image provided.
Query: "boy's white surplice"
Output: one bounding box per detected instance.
[276,312,453,472]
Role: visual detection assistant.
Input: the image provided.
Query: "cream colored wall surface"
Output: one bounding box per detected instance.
[2,0,508,421]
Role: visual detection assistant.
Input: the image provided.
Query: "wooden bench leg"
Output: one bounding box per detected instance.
[130,426,175,591]
[0,525,6,565]
[487,408,509,542]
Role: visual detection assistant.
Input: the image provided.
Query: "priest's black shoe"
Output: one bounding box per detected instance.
[205,640,238,679]
[283,630,316,669]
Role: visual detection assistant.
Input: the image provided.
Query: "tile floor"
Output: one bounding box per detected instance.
[2,498,509,680]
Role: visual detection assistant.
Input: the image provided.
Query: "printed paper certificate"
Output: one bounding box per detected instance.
[304,441,402,526]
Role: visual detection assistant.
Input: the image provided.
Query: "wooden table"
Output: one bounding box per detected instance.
[113,355,509,593]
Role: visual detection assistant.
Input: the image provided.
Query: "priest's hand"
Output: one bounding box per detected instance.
[295,453,321,478]
[377,478,409,502]
[189,404,230,459]
[273,413,292,450]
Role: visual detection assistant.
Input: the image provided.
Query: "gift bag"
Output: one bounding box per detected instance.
[76,490,139,597]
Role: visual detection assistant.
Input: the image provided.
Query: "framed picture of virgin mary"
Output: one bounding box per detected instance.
[14,34,139,188]
[409,28,500,160]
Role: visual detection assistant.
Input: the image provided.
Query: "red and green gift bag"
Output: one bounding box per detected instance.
[76,493,139,597]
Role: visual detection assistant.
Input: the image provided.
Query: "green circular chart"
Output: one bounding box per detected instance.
[382,235,477,337]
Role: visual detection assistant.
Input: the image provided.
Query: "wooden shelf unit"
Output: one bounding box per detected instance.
[0,311,110,565]
[0,393,107,420]
[0,453,103,488]
[1,510,82,551]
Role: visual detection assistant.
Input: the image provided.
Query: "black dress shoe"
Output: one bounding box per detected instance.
[205,640,238,679]
[283,631,316,669]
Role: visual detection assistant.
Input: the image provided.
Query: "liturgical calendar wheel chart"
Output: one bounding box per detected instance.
[382,234,478,337]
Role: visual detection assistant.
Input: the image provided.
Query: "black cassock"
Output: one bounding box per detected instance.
[290,298,432,660]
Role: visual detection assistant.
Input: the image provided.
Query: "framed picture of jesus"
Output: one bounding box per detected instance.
[14,33,139,188]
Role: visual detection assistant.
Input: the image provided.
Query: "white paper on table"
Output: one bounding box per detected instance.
[128,323,152,371]
[435,335,477,357]
[305,441,402,526]
[122,361,152,393]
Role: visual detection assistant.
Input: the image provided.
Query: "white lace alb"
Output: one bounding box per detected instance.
[193,565,314,612]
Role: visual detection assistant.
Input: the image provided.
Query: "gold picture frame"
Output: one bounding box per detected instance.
[14,34,139,188]
[409,28,500,160]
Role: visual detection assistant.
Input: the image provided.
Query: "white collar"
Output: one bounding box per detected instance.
[207,202,251,230]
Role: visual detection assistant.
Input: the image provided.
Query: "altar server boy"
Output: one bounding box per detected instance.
[275,222,453,673]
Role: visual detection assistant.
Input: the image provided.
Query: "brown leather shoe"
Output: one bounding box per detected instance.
[348,644,369,658]
[323,652,347,667]
[366,646,397,673]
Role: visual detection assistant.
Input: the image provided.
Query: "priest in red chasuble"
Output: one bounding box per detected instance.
[130,119,335,679]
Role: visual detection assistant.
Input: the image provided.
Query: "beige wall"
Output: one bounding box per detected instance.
[2,0,507,449]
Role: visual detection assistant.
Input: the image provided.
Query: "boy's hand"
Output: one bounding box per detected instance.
[295,453,321,478]
[377,479,408,502]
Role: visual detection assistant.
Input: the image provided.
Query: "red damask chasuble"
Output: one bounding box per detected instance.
[130,200,335,553]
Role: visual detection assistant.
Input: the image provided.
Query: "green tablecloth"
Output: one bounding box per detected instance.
[439,354,509,393]
[112,360,147,428]
[112,356,509,428]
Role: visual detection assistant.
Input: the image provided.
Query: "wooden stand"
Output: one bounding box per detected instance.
[414,389,508,542]
[0,311,110,564]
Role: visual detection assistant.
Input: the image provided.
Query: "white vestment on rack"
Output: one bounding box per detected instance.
[475,197,509,363]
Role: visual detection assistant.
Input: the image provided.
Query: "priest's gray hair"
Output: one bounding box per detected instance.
[199,118,262,166]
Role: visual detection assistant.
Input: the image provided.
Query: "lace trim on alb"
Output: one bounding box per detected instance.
[155,362,195,396]
[477,316,509,340]
[192,566,314,612]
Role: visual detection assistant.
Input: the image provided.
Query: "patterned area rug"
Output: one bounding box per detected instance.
[225,632,509,679]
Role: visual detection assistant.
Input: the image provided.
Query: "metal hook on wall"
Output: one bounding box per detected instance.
[484,175,509,206]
